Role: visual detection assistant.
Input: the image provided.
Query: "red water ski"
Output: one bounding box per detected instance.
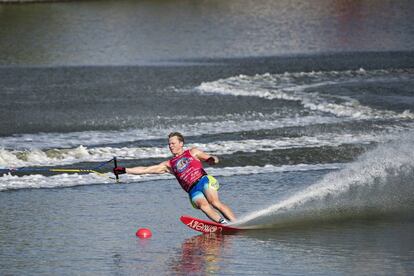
[180,215,241,234]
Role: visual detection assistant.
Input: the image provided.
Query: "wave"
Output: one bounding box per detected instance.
[0,163,342,192]
[0,131,401,168]
[234,132,414,228]
[196,68,414,120]
[0,114,342,150]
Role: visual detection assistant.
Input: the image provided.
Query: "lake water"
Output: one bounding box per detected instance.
[1,0,414,275]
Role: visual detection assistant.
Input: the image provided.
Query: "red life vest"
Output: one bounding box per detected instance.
[169,149,206,192]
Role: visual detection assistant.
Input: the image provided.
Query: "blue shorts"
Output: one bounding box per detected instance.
[188,175,220,208]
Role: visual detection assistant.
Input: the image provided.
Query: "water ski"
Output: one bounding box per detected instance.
[180,215,241,234]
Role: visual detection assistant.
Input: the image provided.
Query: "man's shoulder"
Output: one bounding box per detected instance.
[189,147,202,155]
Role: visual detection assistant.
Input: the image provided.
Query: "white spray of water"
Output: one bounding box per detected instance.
[235,132,414,228]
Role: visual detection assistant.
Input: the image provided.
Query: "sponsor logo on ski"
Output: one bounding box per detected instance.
[186,219,222,233]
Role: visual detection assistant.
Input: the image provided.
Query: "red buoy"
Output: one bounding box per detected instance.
[136,228,152,239]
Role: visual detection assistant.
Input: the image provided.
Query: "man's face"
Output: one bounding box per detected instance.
[168,136,183,155]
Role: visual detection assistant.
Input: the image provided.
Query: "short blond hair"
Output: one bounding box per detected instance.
[168,132,184,143]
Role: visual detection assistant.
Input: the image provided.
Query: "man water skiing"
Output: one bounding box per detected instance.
[113,132,236,224]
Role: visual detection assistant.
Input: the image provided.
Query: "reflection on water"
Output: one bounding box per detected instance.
[169,234,233,275]
[0,0,413,65]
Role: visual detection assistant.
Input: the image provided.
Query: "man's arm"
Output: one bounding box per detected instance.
[190,147,219,165]
[114,161,171,175]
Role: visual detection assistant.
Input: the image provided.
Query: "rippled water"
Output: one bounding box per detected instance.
[1,0,414,275]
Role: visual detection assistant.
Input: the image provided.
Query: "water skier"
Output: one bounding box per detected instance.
[113,132,236,224]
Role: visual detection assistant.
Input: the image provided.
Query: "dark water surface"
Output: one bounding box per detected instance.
[1,0,414,275]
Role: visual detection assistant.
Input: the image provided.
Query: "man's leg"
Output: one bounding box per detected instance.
[194,197,222,223]
[204,188,236,221]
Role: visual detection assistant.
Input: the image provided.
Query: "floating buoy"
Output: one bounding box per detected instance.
[136,228,152,239]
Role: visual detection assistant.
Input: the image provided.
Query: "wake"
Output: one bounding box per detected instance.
[234,131,414,229]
